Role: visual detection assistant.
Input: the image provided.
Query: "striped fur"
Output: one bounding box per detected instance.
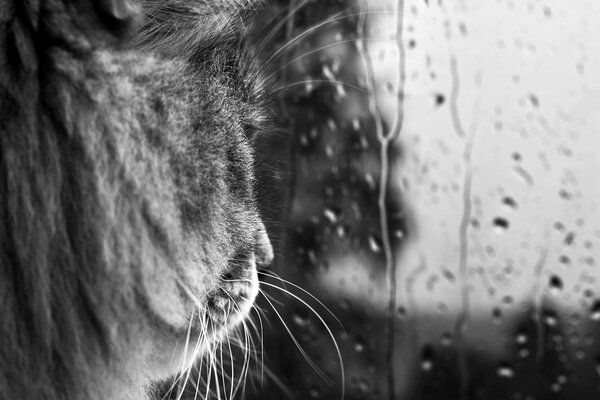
[0,1,272,399]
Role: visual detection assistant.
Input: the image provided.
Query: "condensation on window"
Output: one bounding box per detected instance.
[217,0,600,399]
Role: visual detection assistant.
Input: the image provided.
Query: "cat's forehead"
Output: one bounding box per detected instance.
[132,0,259,54]
[141,0,263,15]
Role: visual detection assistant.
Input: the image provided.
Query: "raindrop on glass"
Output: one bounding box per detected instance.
[590,300,600,321]
[493,217,510,233]
[549,275,563,294]
[368,234,383,254]
[497,363,515,378]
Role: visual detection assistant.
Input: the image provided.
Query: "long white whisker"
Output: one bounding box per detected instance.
[168,309,197,400]
[251,305,265,384]
[271,79,367,95]
[226,332,235,400]
[255,0,314,55]
[218,333,227,400]
[264,36,406,84]
[259,290,332,385]
[259,271,345,330]
[259,282,346,400]
[264,10,409,65]
[263,10,348,66]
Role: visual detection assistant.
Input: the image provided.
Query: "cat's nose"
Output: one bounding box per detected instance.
[255,221,273,269]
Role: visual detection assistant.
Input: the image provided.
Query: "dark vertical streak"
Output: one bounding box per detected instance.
[454,150,472,400]
[450,56,466,138]
[382,2,406,400]
[356,2,405,399]
[532,228,550,365]
[449,58,478,400]
[380,123,397,400]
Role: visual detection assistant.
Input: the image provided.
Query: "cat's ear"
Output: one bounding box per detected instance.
[96,0,141,36]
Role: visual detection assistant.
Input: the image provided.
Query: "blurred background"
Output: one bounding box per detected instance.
[180,0,600,399]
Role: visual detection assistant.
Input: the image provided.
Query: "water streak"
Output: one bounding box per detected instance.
[356,1,406,399]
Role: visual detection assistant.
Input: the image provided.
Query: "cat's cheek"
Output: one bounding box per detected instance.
[145,333,207,381]
[140,261,189,328]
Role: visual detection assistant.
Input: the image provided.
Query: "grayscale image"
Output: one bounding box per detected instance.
[0,1,598,400]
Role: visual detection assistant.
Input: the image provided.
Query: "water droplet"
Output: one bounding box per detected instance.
[421,359,433,371]
[502,196,518,209]
[307,248,318,265]
[336,225,348,238]
[292,312,309,327]
[299,133,309,147]
[309,386,321,398]
[590,300,600,321]
[493,217,510,232]
[549,275,563,293]
[421,345,434,371]
[397,306,407,318]
[440,332,452,346]
[356,378,370,393]
[543,309,558,326]
[563,232,575,246]
[515,333,528,345]
[340,299,351,310]
[492,307,503,323]
[559,255,571,266]
[354,336,366,353]
[368,234,383,254]
[497,363,515,378]
[324,144,334,158]
[323,206,342,224]
[518,348,530,358]
[319,261,330,272]
[365,173,376,191]
[434,93,445,106]
[528,94,540,108]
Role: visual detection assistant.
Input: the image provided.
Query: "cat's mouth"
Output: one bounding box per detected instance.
[203,254,260,336]
[201,223,273,342]
[148,229,273,378]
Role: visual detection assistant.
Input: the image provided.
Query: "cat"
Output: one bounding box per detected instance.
[0,0,274,399]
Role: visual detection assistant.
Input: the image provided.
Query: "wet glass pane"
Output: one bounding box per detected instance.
[181,0,600,399]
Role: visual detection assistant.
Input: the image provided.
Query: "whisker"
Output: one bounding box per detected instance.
[258,289,333,385]
[218,332,228,400]
[263,9,348,66]
[226,333,236,400]
[259,282,346,400]
[251,304,266,383]
[193,314,210,400]
[260,287,287,307]
[259,270,345,330]
[264,36,406,84]
[255,0,314,56]
[166,309,198,400]
[271,79,367,95]
[263,10,409,65]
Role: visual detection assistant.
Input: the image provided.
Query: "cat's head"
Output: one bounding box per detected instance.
[118,0,277,380]
[0,0,275,398]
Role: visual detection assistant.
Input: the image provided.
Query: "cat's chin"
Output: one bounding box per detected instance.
[146,259,260,380]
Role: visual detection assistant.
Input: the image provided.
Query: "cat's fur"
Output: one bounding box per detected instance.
[0,0,272,399]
